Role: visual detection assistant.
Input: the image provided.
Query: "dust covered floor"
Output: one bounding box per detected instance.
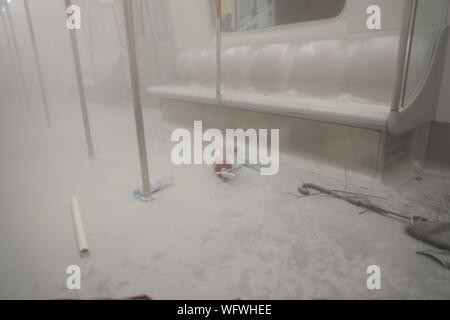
[0,96,449,300]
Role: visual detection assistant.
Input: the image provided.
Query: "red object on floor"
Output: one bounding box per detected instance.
[214,151,232,173]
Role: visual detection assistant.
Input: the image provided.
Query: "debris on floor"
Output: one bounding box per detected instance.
[406,222,450,251]
[71,196,90,258]
[406,222,450,269]
[214,147,240,180]
[297,182,427,223]
[296,181,450,269]
[417,250,450,269]
[133,174,174,197]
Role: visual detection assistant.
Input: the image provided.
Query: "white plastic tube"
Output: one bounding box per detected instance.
[71,196,90,257]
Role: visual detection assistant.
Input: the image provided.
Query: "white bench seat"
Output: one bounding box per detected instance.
[148,85,390,130]
[147,27,449,134]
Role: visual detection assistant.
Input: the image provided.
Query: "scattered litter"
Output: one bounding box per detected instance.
[296,181,450,269]
[214,150,233,174]
[297,182,427,223]
[71,196,90,258]
[406,222,450,251]
[151,174,174,193]
[216,166,242,180]
[417,250,450,269]
[133,174,174,197]
[213,146,264,180]
[214,147,240,180]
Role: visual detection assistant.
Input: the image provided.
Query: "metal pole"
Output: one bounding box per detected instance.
[4,0,31,110]
[215,0,222,103]
[65,0,95,158]
[391,0,417,111]
[23,0,52,126]
[122,0,152,201]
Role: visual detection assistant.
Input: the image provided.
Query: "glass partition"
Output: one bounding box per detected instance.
[402,0,447,108]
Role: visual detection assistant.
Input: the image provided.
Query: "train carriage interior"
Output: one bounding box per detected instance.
[0,0,450,300]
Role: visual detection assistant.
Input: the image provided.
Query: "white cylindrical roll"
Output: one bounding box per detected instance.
[71,196,90,257]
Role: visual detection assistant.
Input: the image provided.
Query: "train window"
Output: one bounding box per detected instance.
[217,0,346,33]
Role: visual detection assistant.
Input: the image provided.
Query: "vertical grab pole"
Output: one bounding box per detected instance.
[391,0,417,111]
[23,0,52,126]
[65,0,95,158]
[4,0,31,110]
[122,0,152,201]
[215,0,222,104]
